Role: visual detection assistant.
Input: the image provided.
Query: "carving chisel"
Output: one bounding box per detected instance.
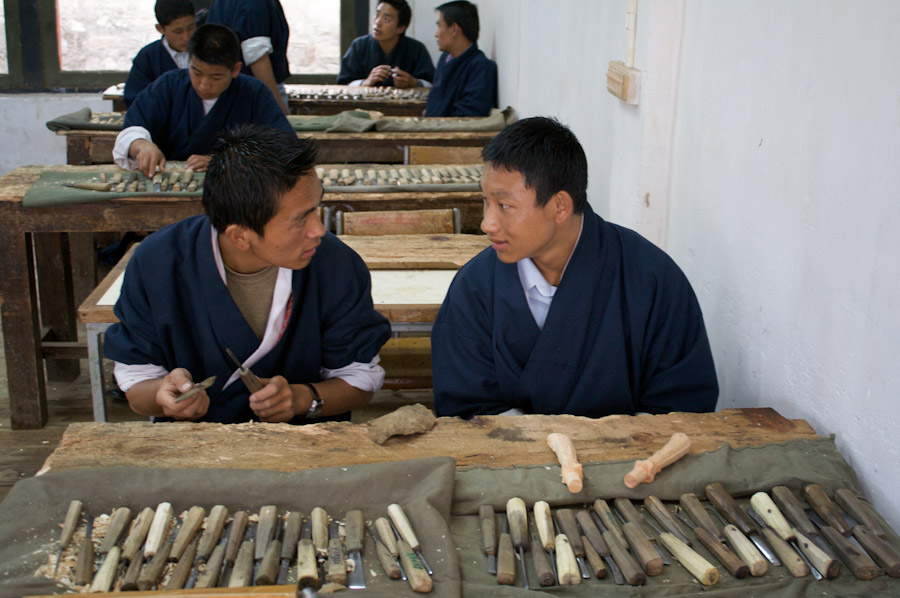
[533,501,557,579]
[325,520,347,585]
[74,514,95,586]
[255,505,279,574]
[120,547,144,590]
[174,375,216,403]
[679,492,724,542]
[89,544,121,593]
[296,518,321,590]
[771,485,820,538]
[587,511,644,585]
[749,491,819,575]
[554,509,591,579]
[226,348,266,393]
[277,511,303,584]
[705,482,779,566]
[705,504,768,576]
[311,507,329,560]
[479,504,497,575]
[745,506,811,578]
[851,524,900,577]
[805,508,879,580]
[644,496,691,546]
[167,535,199,589]
[367,521,401,579]
[99,506,132,557]
[835,488,889,539]
[803,484,852,535]
[54,500,82,575]
[573,511,614,582]
[388,503,434,576]
[530,520,556,586]
[121,506,154,563]
[675,505,749,578]
[138,517,181,590]
[592,498,626,549]
[227,522,256,588]
[554,532,580,585]
[219,510,249,586]
[658,532,719,586]
[196,505,228,564]
[171,505,205,562]
[496,516,515,586]
[613,497,669,564]
[344,509,366,588]
[255,513,284,585]
[505,497,530,589]
[390,518,433,593]
[617,518,665,577]
[375,516,406,580]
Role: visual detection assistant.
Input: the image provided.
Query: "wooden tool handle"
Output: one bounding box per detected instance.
[530,522,556,586]
[75,533,95,586]
[819,524,879,580]
[326,535,347,585]
[760,526,808,577]
[534,501,555,550]
[547,432,583,493]
[375,538,401,579]
[171,505,205,561]
[853,525,900,577]
[659,532,719,586]
[311,507,329,556]
[227,539,255,588]
[144,502,173,558]
[605,529,646,585]
[281,512,303,560]
[195,543,226,588]
[496,531,515,585]
[803,484,851,535]
[164,537,197,590]
[581,534,608,579]
[644,496,691,545]
[836,489,888,538]
[575,510,608,556]
[750,491,793,541]
[705,483,754,535]
[224,510,249,564]
[120,549,144,590]
[771,486,818,537]
[398,538,433,593]
[679,492,722,541]
[479,504,496,555]
[255,506,278,560]
[60,500,83,547]
[505,497,528,550]
[614,497,654,540]
[344,509,364,553]
[122,507,155,562]
[624,432,691,488]
[555,534,581,585]
[722,523,767,576]
[99,506,132,553]
[296,538,320,588]
[197,505,228,562]
[622,521,663,576]
[694,526,749,578]
[389,503,421,550]
[593,499,626,548]
[792,527,840,579]
[137,542,171,590]
[375,516,398,556]
[555,509,585,557]
[89,545,120,592]
[256,538,284,585]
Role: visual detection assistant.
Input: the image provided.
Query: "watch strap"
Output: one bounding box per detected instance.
[303,383,323,419]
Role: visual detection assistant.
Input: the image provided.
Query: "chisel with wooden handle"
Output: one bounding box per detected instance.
[530,520,556,586]
[228,535,255,588]
[345,509,367,588]
[835,488,889,539]
[679,492,724,541]
[746,506,810,577]
[121,506,154,563]
[554,509,591,579]
[367,521,401,579]
[750,490,834,578]
[375,516,406,580]
[277,511,303,585]
[554,533,581,585]
[138,517,181,590]
[704,506,768,576]
[506,497,530,589]
[219,510,249,586]
[575,510,620,583]
[388,503,434,576]
[675,505,748,578]
[644,496,691,546]
[226,348,266,393]
[196,530,228,589]
[174,375,216,403]
[89,545,120,593]
[585,509,644,584]
[311,507,329,559]
[99,507,132,555]
[851,524,900,577]
[255,505,279,564]
[390,517,432,593]
[196,505,228,564]
[171,505,205,562]
[580,531,608,580]
[592,498,626,549]
[256,513,284,585]
[803,484,852,536]
[613,497,669,564]
[295,518,320,589]
[479,504,497,575]
[120,548,144,590]
[75,514,95,586]
[806,508,879,580]
[705,482,779,566]
[659,532,719,586]
[748,492,816,577]
[618,519,664,577]
[771,485,819,538]
[496,516,515,586]
[533,501,557,579]
[166,535,199,589]
[54,500,82,575]
[325,519,347,585]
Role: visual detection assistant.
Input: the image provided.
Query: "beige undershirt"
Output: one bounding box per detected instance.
[224,264,279,341]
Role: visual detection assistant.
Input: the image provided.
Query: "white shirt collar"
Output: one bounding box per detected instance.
[161,37,190,69]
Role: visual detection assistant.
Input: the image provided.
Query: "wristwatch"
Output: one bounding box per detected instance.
[303,383,324,419]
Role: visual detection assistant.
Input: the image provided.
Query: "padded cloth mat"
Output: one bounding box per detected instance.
[375,107,516,132]
[45,108,124,132]
[22,170,201,208]
[452,437,900,597]
[0,457,458,598]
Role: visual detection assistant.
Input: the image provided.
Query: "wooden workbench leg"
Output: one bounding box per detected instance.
[0,217,49,429]
[86,324,108,422]
[69,232,99,307]
[34,232,80,381]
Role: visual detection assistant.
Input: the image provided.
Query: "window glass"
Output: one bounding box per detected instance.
[283,2,340,75]
[0,2,8,75]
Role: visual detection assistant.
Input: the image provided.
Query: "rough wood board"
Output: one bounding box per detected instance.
[39,408,818,474]
[341,234,488,269]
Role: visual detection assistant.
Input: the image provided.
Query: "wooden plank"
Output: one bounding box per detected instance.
[341,234,488,269]
[408,145,485,164]
[39,409,819,475]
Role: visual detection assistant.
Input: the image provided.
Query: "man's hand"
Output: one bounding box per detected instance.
[130,139,166,178]
[363,64,392,86]
[185,154,212,172]
[156,368,210,420]
[390,67,420,89]
[249,376,300,423]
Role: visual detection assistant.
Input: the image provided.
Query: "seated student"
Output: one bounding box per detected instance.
[207,0,290,114]
[123,0,197,109]
[424,1,497,117]
[104,124,392,424]
[337,0,435,89]
[113,23,293,177]
[431,117,719,418]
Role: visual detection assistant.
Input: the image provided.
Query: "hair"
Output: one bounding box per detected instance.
[188,24,242,69]
[155,0,195,27]
[203,125,319,236]
[436,1,480,43]
[379,0,412,31]
[481,117,589,213]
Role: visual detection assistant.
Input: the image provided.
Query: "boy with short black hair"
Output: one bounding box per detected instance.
[123,0,197,108]
[337,0,435,88]
[114,23,293,178]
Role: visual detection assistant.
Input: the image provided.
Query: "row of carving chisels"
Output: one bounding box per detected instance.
[481,483,900,588]
[49,501,435,594]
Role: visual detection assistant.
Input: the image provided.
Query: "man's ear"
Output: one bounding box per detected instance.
[552,191,574,224]
[223,223,252,250]
[231,62,243,78]
[156,24,165,36]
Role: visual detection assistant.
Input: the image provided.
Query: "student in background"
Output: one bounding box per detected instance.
[207,0,290,114]
[425,0,497,117]
[113,24,292,177]
[123,0,197,108]
[337,0,435,89]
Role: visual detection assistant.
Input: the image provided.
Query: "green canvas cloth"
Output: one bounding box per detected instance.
[45,108,124,132]
[323,183,479,194]
[0,457,458,598]
[22,171,202,208]
[376,107,517,132]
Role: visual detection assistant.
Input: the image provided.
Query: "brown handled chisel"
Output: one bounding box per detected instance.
[74,514,95,586]
[219,510,249,586]
[479,504,497,575]
[255,512,284,585]
[745,505,811,578]
[803,484,852,535]
[54,500,83,575]
[533,501,557,580]
[277,511,303,585]
[705,482,779,566]
[704,504,768,576]
[345,509,367,589]
[835,488,890,539]
[530,520,556,586]
[805,508,879,580]
[388,503,434,576]
[644,496,691,546]
[174,376,216,404]
[367,521,402,579]
[675,505,749,579]
[612,497,670,565]
[375,516,406,580]
[554,509,591,579]
[227,348,266,393]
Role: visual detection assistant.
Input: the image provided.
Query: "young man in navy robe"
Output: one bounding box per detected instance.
[113,24,292,178]
[123,0,197,108]
[337,0,435,89]
[207,0,290,114]
[424,1,497,117]
[104,125,391,425]
[431,117,719,418]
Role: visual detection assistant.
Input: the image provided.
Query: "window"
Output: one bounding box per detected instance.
[0,1,8,75]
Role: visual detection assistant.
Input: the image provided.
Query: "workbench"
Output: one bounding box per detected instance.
[0,165,483,429]
[2,409,897,597]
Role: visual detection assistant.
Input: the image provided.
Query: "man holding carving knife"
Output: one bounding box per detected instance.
[104,124,391,424]
[432,117,718,418]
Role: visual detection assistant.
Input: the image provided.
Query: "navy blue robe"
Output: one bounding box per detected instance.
[104,215,391,424]
[424,43,497,117]
[123,68,292,160]
[207,0,290,83]
[337,35,435,86]
[431,205,718,418]
[123,39,178,108]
